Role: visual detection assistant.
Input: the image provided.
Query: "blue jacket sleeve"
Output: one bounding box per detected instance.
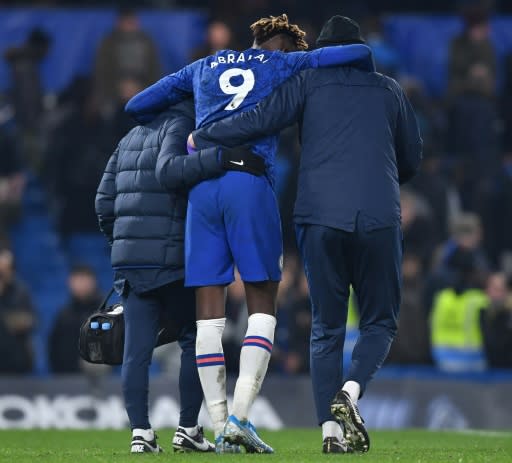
[95,148,118,245]
[394,83,423,184]
[125,63,196,124]
[192,73,306,150]
[288,44,375,73]
[155,116,225,191]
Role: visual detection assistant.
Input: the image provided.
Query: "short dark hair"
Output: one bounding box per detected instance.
[70,264,96,278]
[118,7,137,19]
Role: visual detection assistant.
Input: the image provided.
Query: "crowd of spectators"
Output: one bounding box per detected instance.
[0,1,512,376]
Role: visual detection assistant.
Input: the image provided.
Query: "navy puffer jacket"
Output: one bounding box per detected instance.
[95,100,223,293]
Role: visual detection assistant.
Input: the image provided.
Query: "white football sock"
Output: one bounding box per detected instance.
[180,425,198,437]
[232,313,277,421]
[132,428,154,441]
[196,318,227,438]
[342,380,361,404]
[322,421,343,440]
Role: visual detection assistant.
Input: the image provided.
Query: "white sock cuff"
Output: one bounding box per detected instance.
[247,313,277,328]
[196,317,226,329]
[322,421,343,440]
[132,428,154,440]
[342,381,361,403]
[247,313,277,329]
[180,425,198,436]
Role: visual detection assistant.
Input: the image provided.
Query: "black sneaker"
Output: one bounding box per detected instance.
[322,436,352,454]
[130,432,163,453]
[331,390,370,452]
[172,426,215,453]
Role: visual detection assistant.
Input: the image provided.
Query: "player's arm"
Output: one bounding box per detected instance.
[191,73,306,150]
[95,147,118,245]
[394,81,423,184]
[289,44,375,73]
[125,63,196,123]
[156,114,224,191]
[156,117,266,191]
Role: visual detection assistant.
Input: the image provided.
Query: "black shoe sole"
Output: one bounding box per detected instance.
[331,395,370,453]
[173,445,193,453]
[322,439,350,454]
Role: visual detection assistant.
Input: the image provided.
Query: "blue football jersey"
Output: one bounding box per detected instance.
[126,44,373,183]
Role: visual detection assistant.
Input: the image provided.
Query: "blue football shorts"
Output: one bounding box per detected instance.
[185,171,283,286]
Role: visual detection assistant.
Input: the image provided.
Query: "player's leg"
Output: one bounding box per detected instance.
[121,283,162,453]
[195,286,230,446]
[221,172,281,453]
[156,281,214,453]
[332,222,402,453]
[232,280,278,419]
[296,223,351,454]
[185,180,236,448]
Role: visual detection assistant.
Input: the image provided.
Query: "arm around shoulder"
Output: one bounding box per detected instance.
[155,119,224,191]
[193,73,306,150]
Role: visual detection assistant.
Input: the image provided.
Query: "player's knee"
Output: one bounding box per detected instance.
[245,280,278,315]
[195,286,226,319]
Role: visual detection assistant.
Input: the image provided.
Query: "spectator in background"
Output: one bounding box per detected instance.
[400,77,451,241]
[191,20,235,61]
[49,265,103,373]
[409,152,450,242]
[448,1,500,208]
[427,213,490,307]
[502,54,512,153]
[448,0,496,98]
[0,249,35,374]
[45,81,117,237]
[4,27,51,172]
[4,27,51,132]
[108,77,142,141]
[477,152,512,266]
[480,273,512,368]
[400,188,437,268]
[430,245,489,372]
[0,118,25,243]
[93,8,161,115]
[387,252,432,365]
[362,14,402,77]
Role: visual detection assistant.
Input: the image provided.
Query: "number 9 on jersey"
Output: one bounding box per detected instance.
[219,68,255,111]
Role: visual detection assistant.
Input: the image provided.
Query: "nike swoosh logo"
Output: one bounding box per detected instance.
[229,160,244,166]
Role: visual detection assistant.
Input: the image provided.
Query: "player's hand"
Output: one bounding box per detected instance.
[187,133,197,154]
[220,146,266,176]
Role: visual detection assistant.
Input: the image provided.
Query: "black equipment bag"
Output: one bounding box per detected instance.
[79,287,182,365]
[79,288,124,365]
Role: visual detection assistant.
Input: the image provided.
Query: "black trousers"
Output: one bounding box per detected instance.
[295,221,402,425]
[121,280,203,429]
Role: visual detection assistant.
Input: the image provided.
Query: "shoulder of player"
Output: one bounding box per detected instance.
[206,48,273,69]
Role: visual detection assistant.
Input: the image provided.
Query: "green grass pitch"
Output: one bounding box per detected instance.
[0,429,511,463]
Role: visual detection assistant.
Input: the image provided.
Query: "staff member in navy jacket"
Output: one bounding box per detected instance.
[95,99,265,454]
[189,17,422,454]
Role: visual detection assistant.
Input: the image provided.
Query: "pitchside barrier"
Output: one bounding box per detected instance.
[0,369,511,430]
